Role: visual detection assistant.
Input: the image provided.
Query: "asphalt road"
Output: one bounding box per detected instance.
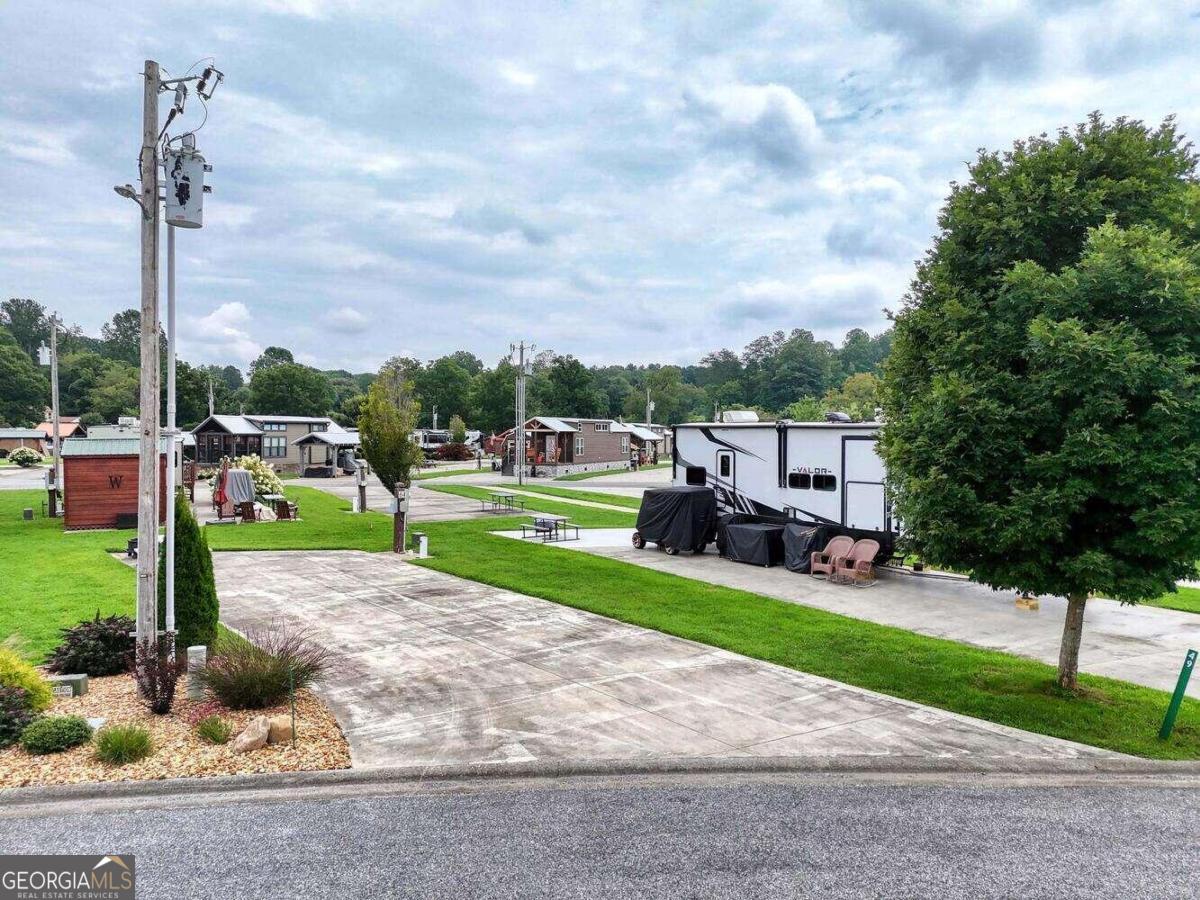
[1,775,1196,899]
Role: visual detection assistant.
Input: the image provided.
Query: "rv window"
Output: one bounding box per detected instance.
[685,466,707,486]
[718,455,731,477]
[787,472,810,490]
[813,474,837,491]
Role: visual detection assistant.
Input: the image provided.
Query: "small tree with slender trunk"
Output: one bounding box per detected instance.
[881,114,1200,690]
[358,363,422,553]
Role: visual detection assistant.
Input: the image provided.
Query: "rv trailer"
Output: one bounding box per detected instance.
[672,418,895,543]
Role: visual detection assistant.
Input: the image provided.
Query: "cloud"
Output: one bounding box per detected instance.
[688,83,822,174]
[181,302,262,365]
[326,306,369,333]
[450,203,556,246]
[719,277,888,332]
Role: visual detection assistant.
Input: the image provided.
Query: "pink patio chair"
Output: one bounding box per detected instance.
[810,535,854,578]
[832,539,881,586]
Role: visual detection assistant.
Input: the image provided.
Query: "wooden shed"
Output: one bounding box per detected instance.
[61,438,167,531]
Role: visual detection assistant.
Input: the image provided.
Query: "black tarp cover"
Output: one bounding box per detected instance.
[721,522,786,567]
[783,524,825,573]
[635,486,717,551]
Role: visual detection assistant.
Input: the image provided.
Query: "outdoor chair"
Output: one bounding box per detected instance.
[239,502,262,524]
[215,500,238,521]
[831,539,881,587]
[275,499,299,521]
[810,535,854,578]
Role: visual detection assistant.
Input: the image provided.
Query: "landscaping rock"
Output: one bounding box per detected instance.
[47,674,88,697]
[268,716,293,745]
[231,716,270,753]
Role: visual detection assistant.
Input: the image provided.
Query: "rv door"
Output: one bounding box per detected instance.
[715,449,734,496]
[842,437,887,531]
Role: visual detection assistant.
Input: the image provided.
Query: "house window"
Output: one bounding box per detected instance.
[263,436,287,458]
[788,472,811,490]
[813,474,837,491]
[620,436,629,453]
[309,423,328,433]
[685,466,707,486]
[594,422,609,432]
[262,422,286,431]
[574,436,585,456]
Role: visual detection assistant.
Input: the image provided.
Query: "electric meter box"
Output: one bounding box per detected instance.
[165,148,206,228]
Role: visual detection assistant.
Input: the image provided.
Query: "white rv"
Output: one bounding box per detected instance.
[672,417,894,538]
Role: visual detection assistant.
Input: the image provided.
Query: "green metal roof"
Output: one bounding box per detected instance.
[61,437,171,457]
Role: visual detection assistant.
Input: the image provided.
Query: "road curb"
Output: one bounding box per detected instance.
[5,754,1200,808]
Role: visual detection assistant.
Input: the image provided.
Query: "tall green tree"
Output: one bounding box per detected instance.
[468,360,516,434]
[0,298,49,359]
[247,363,335,417]
[248,346,295,378]
[545,355,601,417]
[415,357,472,427]
[881,115,1200,690]
[0,325,47,425]
[86,361,140,422]
[99,309,146,366]
[359,362,423,552]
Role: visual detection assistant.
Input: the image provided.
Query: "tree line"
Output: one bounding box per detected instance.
[0,295,891,432]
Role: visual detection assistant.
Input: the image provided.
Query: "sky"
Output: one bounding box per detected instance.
[0,1,1197,374]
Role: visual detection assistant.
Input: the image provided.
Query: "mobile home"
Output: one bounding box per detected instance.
[672,418,893,539]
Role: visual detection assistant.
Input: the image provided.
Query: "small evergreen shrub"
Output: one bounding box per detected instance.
[94,724,154,764]
[20,715,92,755]
[198,625,330,710]
[8,447,41,467]
[0,686,39,748]
[0,645,52,711]
[46,613,135,677]
[158,493,219,650]
[131,635,185,715]
[195,715,232,744]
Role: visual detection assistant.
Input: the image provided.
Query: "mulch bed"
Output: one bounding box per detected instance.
[0,675,350,789]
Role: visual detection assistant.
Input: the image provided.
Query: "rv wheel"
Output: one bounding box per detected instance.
[632,532,646,550]
[664,545,679,556]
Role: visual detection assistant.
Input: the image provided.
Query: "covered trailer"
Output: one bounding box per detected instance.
[672,419,895,553]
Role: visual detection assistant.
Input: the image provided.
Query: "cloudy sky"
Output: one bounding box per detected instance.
[1,1,1197,373]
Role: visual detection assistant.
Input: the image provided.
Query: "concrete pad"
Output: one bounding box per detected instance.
[294,472,486,521]
[552,531,1200,698]
[214,551,1120,770]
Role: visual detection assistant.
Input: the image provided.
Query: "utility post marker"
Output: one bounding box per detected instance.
[136,58,162,646]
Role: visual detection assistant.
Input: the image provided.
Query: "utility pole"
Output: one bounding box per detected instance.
[164,223,178,638]
[49,315,61,516]
[512,342,531,485]
[207,374,214,416]
[136,59,162,647]
[645,385,655,426]
[432,405,438,431]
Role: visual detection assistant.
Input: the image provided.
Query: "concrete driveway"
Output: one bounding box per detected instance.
[295,472,484,521]
[213,551,1118,770]
[533,528,1200,698]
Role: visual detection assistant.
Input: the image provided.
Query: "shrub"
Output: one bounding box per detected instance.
[131,635,185,715]
[195,715,232,745]
[20,715,92,754]
[0,686,39,748]
[158,493,219,650]
[94,724,154,764]
[8,447,41,467]
[434,441,473,461]
[0,644,52,711]
[197,625,331,710]
[46,613,135,677]
[232,454,285,497]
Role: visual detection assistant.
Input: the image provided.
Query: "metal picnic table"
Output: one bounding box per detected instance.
[520,512,579,542]
[480,490,527,513]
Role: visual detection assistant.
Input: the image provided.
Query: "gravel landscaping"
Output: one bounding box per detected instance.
[0,674,349,789]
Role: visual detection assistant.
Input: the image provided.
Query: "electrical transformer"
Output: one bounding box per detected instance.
[164,146,206,228]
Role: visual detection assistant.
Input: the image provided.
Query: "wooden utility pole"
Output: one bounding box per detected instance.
[136,59,161,646]
[48,313,61,517]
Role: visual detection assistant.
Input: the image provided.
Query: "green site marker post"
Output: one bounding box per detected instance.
[1158,648,1197,741]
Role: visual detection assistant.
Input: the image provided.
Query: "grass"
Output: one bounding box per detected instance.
[422,483,639,527]
[413,513,1200,760]
[0,491,138,661]
[203,486,395,552]
[555,462,670,481]
[499,483,643,510]
[412,467,482,480]
[1140,586,1200,615]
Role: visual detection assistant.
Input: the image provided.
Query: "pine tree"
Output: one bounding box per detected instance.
[158,490,220,650]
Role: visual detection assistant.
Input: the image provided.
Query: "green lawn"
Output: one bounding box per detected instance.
[496,483,643,510]
[412,467,482,481]
[1140,586,1200,615]
[422,483,638,527]
[0,491,136,661]
[204,486,395,552]
[413,514,1200,760]
[555,463,670,481]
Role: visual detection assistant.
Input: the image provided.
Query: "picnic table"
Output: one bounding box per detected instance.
[520,513,580,542]
[480,490,527,513]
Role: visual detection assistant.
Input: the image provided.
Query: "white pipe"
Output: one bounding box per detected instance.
[165,224,176,636]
